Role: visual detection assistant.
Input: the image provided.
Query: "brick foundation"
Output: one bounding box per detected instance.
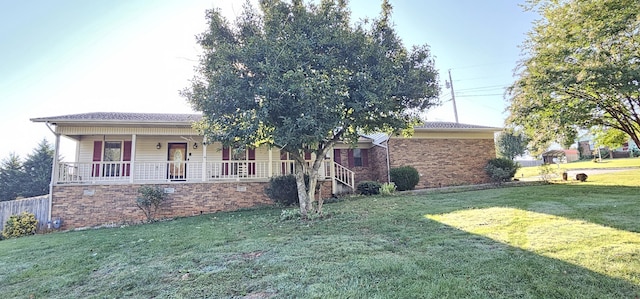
[52,180,332,229]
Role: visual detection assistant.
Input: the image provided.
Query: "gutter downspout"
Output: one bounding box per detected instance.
[45,122,59,229]
[371,138,391,183]
[385,140,391,183]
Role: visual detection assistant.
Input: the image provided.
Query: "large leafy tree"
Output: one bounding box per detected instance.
[0,153,25,201]
[183,0,439,217]
[507,0,640,154]
[21,139,54,198]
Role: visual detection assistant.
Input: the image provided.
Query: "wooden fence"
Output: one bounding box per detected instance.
[0,195,50,232]
[515,159,544,167]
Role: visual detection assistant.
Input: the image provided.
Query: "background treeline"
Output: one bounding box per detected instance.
[0,139,54,201]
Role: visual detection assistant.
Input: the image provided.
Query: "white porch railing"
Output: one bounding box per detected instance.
[54,160,339,184]
[334,161,355,189]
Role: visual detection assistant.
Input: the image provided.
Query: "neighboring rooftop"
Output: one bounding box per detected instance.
[416,121,501,130]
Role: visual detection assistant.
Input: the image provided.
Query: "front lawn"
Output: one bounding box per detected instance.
[1,173,639,298]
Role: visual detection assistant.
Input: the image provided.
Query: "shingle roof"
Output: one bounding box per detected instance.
[31,113,501,133]
[31,112,202,124]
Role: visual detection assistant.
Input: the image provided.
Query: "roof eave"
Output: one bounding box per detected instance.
[30,119,194,127]
[414,127,502,133]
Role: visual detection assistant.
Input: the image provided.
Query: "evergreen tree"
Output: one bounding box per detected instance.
[21,139,54,198]
[0,153,25,201]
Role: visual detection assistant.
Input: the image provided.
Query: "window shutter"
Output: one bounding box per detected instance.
[248,148,256,175]
[362,149,369,167]
[222,147,230,175]
[333,149,341,164]
[347,149,354,168]
[222,147,230,160]
[304,151,311,160]
[280,150,288,160]
[123,141,132,176]
[92,141,102,177]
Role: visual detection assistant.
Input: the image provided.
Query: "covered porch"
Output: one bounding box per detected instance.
[33,112,355,191]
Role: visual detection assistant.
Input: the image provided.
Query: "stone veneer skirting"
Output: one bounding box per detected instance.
[52,181,332,229]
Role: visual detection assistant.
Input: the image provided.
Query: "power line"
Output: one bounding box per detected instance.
[456,93,504,97]
[449,61,514,71]
[456,84,508,92]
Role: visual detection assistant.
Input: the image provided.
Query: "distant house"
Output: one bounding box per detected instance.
[32,112,499,229]
[578,138,639,159]
[542,149,580,164]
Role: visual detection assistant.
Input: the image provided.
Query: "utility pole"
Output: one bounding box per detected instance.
[446,69,459,123]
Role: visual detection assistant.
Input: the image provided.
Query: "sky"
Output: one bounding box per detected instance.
[0,0,537,160]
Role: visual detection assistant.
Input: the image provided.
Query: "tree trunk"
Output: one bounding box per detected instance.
[307,167,318,214]
[294,161,310,219]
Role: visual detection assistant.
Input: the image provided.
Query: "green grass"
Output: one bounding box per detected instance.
[1,173,640,298]
[516,157,640,178]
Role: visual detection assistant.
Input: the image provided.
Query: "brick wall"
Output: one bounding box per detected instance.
[368,144,389,183]
[387,138,496,189]
[52,180,332,229]
[335,146,386,186]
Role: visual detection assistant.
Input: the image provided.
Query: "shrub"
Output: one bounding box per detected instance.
[356,181,382,195]
[2,212,38,239]
[379,182,396,196]
[136,186,168,222]
[279,208,301,221]
[485,158,520,184]
[537,164,556,182]
[390,166,420,191]
[576,173,588,182]
[265,174,310,206]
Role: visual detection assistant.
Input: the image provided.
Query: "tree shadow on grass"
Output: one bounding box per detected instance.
[418,184,640,234]
[403,217,640,298]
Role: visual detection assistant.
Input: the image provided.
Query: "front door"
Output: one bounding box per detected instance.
[168,143,187,180]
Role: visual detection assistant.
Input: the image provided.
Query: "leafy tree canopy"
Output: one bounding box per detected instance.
[183,0,439,217]
[591,126,629,150]
[507,0,640,154]
[496,129,528,160]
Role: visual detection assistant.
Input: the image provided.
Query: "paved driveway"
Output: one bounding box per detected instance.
[521,167,637,181]
[565,168,634,177]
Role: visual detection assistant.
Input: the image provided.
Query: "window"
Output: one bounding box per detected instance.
[353,149,363,167]
[103,142,122,162]
[103,142,122,177]
[92,140,131,177]
[222,146,256,176]
[348,148,369,167]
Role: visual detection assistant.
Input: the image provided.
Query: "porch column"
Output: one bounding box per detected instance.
[268,148,273,177]
[48,131,60,228]
[202,136,207,182]
[51,133,60,185]
[329,147,337,194]
[130,134,136,183]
